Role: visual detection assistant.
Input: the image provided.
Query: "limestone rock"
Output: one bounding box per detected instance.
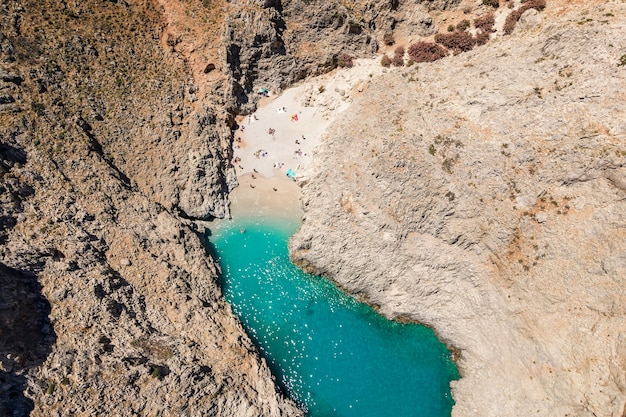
[291,3,626,417]
[400,6,438,36]
[517,8,543,31]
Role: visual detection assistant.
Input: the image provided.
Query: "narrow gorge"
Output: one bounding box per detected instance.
[1,0,624,416]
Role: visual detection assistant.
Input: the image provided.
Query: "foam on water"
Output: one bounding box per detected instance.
[208,215,458,417]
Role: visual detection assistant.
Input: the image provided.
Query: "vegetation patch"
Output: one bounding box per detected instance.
[407,42,447,63]
[392,46,405,67]
[435,31,476,53]
[475,13,496,33]
[383,32,395,46]
[456,19,471,32]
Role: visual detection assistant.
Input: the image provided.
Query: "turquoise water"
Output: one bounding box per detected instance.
[208,215,458,417]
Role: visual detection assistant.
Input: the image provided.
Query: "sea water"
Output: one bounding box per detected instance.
[208,215,458,417]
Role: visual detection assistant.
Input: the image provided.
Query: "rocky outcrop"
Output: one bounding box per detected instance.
[224,0,384,112]
[291,2,626,417]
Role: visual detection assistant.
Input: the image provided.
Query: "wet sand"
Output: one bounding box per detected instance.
[228,174,302,220]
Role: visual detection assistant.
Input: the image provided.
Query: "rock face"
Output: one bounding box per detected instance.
[290,2,626,417]
[0,0,301,415]
[222,0,467,113]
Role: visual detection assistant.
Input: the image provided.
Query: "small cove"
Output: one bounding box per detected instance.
[207,206,459,417]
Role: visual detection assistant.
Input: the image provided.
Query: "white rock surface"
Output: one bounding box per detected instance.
[290,3,626,417]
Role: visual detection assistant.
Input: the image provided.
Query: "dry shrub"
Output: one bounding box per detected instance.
[503,9,523,33]
[392,46,405,67]
[407,42,448,63]
[456,19,471,31]
[524,0,546,11]
[475,13,495,33]
[482,0,499,7]
[435,31,476,52]
[475,31,490,46]
[392,55,404,67]
[381,54,391,67]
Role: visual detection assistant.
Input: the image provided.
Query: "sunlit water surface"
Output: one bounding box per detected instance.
[208,215,458,417]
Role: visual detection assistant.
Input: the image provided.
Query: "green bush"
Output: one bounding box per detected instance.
[482,0,499,7]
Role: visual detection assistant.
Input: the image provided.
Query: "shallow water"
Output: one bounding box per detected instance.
[208,215,458,417]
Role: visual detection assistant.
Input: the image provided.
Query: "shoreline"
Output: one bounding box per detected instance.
[228,174,302,221]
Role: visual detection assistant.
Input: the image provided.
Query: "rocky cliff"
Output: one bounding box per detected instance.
[1,0,435,414]
[2,0,624,415]
[0,0,301,415]
[290,1,626,416]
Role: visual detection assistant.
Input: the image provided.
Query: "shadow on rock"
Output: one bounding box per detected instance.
[0,262,56,417]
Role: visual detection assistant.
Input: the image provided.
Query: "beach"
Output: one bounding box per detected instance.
[227,58,385,218]
[227,174,302,221]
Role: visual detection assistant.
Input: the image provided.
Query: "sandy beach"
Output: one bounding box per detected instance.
[228,174,302,220]
[225,59,385,218]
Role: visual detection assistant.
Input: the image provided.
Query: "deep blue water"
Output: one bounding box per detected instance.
[208,215,458,417]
